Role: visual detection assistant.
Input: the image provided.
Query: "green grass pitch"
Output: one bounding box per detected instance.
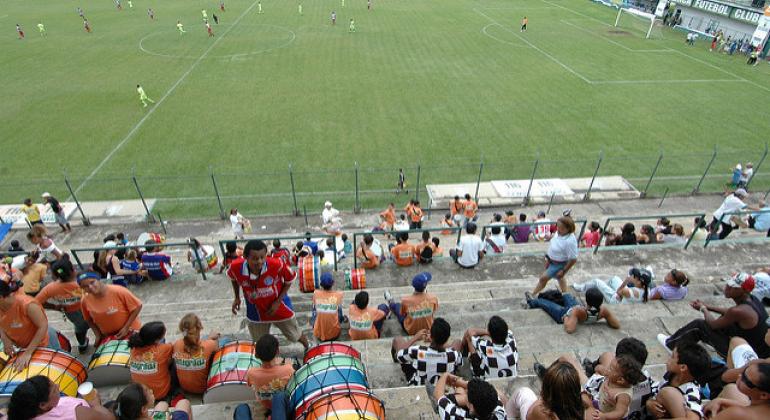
[2,0,769,218]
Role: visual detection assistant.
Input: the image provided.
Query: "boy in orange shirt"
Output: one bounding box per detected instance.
[348,291,389,340]
[414,231,436,264]
[463,193,478,225]
[450,195,464,226]
[385,272,438,335]
[356,234,380,269]
[389,233,415,266]
[246,334,296,410]
[379,203,396,232]
[409,200,424,229]
[311,273,345,341]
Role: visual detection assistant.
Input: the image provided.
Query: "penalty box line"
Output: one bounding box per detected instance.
[72,0,260,196]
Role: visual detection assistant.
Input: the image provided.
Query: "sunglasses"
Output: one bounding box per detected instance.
[741,369,770,392]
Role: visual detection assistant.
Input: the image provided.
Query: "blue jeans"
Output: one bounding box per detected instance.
[65,310,90,347]
[374,304,390,335]
[529,293,579,324]
[388,303,407,330]
[270,392,291,420]
[545,260,567,279]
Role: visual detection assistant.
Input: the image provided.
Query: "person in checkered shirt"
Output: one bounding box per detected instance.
[432,372,506,420]
[391,317,462,385]
[462,316,518,379]
[646,342,710,420]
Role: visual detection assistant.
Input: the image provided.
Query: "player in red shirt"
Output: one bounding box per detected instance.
[16,24,24,39]
[270,240,291,265]
[228,240,308,350]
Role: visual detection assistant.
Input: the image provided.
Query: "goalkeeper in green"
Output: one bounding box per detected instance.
[137,85,155,107]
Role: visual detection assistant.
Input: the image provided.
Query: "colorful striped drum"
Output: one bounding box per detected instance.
[287,355,368,416]
[303,342,361,364]
[345,269,366,290]
[298,256,320,293]
[203,341,262,404]
[301,389,386,420]
[0,348,87,397]
[204,246,218,269]
[88,339,131,386]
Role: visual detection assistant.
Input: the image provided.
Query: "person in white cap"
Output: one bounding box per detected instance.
[42,192,71,233]
[710,189,758,240]
[321,201,339,232]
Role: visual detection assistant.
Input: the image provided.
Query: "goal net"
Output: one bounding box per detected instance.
[614,7,660,39]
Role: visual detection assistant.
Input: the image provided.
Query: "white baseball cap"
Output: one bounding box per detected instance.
[324,201,332,207]
[41,192,51,198]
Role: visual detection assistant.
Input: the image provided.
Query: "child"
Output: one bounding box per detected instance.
[311,273,344,341]
[432,237,443,256]
[218,241,243,274]
[581,221,602,248]
[646,343,709,420]
[246,334,295,410]
[341,233,353,258]
[440,213,455,235]
[582,355,646,420]
[649,269,689,300]
[121,250,142,284]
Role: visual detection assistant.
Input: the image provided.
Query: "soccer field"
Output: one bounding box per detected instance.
[3,0,770,218]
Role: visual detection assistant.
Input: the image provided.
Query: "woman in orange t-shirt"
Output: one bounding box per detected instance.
[128,321,174,400]
[173,313,220,394]
[78,272,142,345]
[0,281,53,370]
[36,255,91,353]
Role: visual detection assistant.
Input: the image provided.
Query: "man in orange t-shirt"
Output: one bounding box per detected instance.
[311,273,345,341]
[348,291,388,340]
[463,193,478,224]
[78,272,142,344]
[385,272,438,335]
[409,201,424,229]
[389,233,415,267]
[247,334,296,409]
[379,203,396,231]
[356,234,380,269]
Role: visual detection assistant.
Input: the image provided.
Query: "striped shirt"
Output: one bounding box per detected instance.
[438,395,506,420]
[396,345,462,386]
[471,330,518,378]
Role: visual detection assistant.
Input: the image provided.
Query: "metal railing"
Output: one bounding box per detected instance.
[70,242,210,281]
[593,212,708,254]
[352,226,464,268]
[218,234,339,272]
[705,208,770,248]
[479,220,589,243]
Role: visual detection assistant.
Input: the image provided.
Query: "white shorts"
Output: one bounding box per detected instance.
[732,344,759,369]
[506,387,538,419]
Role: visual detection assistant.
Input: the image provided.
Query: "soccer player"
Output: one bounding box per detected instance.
[349,18,355,32]
[397,168,406,193]
[83,18,91,33]
[136,84,155,108]
[147,8,155,20]
[213,13,219,24]
[220,1,225,12]
[16,24,24,39]
[116,0,122,11]
[331,11,336,25]
[177,21,186,34]
[77,7,85,18]
[298,3,303,15]
[341,0,345,7]
[521,16,528,32]
[368,0,372,10]
[258,1,263,13]
[202,9,208,21]
[37,23,46,36]
[128,0,133,9]
[206,20,214,37]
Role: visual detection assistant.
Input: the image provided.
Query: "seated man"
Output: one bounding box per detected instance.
[140,241,172,281]
[348,291,388,340]
[389,233,415,267]
[246,334,296,411]
[392,317,462,385]
[414,231,436,264]
[646,343,710,420]
[658,272,770,359]
[311,273,344,342]
[533,211,553,242]
[524,288,620,334]
[302,232,319,256]
[379,203,396,232]
[748,201,770,237]
[394,214,410,231]
[450,222,484,269]
[356,234,380,270]
[463,315,519,379]
[483,226,506,256]
[719,326,770,384]
[705,360,770,419]
[385,272,438,335]
[432,373,507,420]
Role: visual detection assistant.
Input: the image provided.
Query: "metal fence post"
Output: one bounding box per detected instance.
[132,172,155,223]
[474,161,484,202]
[156,213,168,235]
[210,167,225,220]
[289,164,300,216]
[189,241,207,281]
[546,193,555,214]
[415,164,421,203]
[584,151,603,201]
[657,187,669,208]
[63,174,91,226]
[303,205,309,228]
[692,147,717,195]
[354,162,361,214]
[524,159,539,206]
[746,142,768,190]
[641,154,663,198]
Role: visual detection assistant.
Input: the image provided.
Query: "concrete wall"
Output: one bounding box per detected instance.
[678,6,757,39]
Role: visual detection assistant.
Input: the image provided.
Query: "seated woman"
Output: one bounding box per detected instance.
[187,237,212,273]
[173,313,220,395]
[78,272,142,345]
[649,269,689,301]
[128,321,174,401]
[103,241,140,287]
[658,223,687,244]
[0,281,62,370]
[8,375,113,420]
[572,267,653,305]
[506,360,587,420]
[636,225,658,245]
[108,383,192,420]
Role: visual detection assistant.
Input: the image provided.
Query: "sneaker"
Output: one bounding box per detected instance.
[533,362,547,380]
[582,358,595,376]
[657,334,672,355]
[521,292,533,309]
[78,338,90,354]
[571,282,586,293]
[384,290,394,305]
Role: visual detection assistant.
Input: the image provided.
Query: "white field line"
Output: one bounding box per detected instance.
[481,23,529,48]
[668,48,770,92]
[478,6,557,10]
[592,79,746,84]
[473,8,593,84]
[561,19,670,52]
[72,0,260,196]
[538,0,613,27]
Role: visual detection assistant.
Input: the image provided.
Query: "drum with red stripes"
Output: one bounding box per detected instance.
[303,342,361,364]
[297,256,320,293]
[344,268,366,290]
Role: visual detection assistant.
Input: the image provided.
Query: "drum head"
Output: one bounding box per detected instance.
[301,389,386,420]
[88,340,131,386]
[304,343,361,364]
[203,383,255,404]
